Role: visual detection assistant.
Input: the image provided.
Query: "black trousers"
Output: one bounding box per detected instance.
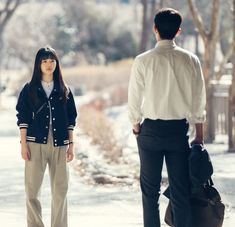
[137,119,192,227]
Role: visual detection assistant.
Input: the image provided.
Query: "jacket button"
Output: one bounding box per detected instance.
[52,107,54,110]
[54,139,57,142]
[44,137,47,139]
[55,143,57,146]
[53,128,56,131]
[50,97,53,100]
[46,126,48,129]
[46,115,49,118]
[43,141,46,144]
[53,118,55,121]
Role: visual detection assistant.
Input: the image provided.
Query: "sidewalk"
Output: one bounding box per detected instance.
[1,136,235,227]
[205,142,235,208]
[0,136,144,227]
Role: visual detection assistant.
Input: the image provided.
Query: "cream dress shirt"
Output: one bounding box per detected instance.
[128,39,206,125]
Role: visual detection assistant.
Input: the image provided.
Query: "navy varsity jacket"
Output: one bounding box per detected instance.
[16,82,77,147]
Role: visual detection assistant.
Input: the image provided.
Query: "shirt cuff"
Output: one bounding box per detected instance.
[128,111,142,125]
[187,111,206,124]
[129,117,142,125]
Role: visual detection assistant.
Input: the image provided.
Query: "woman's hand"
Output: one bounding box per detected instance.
[67,144,74,162]
[21,143,30,161]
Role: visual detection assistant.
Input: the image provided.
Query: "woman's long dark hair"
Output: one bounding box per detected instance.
[29,46,68,104]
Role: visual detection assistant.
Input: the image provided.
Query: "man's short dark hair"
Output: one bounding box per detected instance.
[154,8,182,40]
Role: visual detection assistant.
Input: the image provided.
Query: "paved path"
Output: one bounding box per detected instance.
[0,136,235,227]
[0,136,145,227]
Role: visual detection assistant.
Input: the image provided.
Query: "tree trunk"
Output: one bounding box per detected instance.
[139,0,167,52]
[228,0,235,152]
[140,0,149,52]
[159,0,164,8]
[203,40,216,142]
[0,37,3,109]
[228,94,234,151]
[195,32,200,57]
[187,0,220,143]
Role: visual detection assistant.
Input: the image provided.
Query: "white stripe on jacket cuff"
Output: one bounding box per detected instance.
[67,125,75,130]
[19,123,28,129]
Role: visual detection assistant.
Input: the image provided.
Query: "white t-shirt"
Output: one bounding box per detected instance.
[41,80,54,124]
[41,80,54,98]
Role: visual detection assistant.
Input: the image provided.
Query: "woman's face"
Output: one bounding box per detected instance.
[40,58,56,77]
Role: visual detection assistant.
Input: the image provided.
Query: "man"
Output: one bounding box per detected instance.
[128,8,206,227]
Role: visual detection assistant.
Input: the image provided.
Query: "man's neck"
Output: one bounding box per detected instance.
[156,37,174,42]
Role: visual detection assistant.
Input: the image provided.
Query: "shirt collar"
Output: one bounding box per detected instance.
[41,80,54,87]
[155,39,176,49]
[38,80,60,94]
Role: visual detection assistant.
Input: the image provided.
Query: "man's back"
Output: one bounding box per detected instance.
[128,39,206,125]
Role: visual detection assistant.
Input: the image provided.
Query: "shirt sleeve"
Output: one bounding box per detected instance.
[189,56,206,124]
[128,57,145,125]
[16,84,32,129]
[67,89,78,130]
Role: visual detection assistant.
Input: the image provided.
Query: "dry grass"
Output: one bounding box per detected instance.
[63,58,133,91]
[79,107,122,163]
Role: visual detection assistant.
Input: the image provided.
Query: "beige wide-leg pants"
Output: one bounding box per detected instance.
[25,129,68,227]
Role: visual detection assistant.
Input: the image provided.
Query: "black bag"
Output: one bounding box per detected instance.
[189,144,213,187]
[164,181,225,227]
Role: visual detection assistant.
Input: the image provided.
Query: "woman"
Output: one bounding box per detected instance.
[16,46,77,227]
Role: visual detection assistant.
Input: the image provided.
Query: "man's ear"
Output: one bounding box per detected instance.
[176,28,181,37]
[153,25,158,34]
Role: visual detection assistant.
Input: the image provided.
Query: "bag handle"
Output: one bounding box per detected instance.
[204,177,214,187]
[32,102,47,120]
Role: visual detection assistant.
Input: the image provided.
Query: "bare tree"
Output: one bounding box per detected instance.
[0,0,21,107]
[187,0,221,142]
[4,1,64,69]
[215,1,234,79]
[0,0,21,48]
[215,43,234,79]
[139,0,166,52]
[228,0,235,151]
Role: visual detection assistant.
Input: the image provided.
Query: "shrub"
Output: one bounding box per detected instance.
[79,107,122,162]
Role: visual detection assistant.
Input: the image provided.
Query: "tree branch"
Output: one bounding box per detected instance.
[187,0,207,41]
[209,0,220,39]
[0,0,21,34]
[215,26,232,43]
[215,41,235,80]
